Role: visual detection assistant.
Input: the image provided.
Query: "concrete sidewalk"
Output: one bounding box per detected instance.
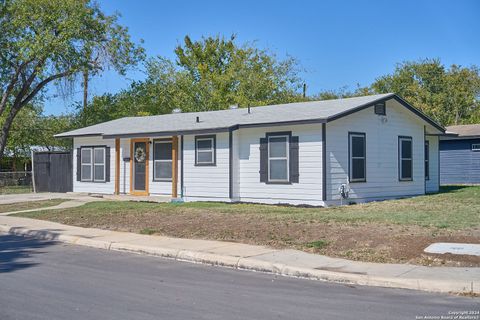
[0,215,478,294]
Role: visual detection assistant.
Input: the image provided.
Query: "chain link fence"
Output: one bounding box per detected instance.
[0,171,33,194]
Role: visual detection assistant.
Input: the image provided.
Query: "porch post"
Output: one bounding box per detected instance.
[172,135,178,198]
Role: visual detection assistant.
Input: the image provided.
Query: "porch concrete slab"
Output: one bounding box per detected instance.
[424,242,480,256]
[100,194,171,203]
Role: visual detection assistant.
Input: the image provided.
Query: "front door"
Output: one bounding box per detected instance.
[131,139,149,195]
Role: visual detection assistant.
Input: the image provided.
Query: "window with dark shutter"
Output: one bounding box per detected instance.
[289,136,299,183]
[399,136,413,181]
[259,132,299,184]
[425,141,429,180]
[78,146,107,182]
[259,138,268,182]
[268,135,289,182]
[349,133,366,182]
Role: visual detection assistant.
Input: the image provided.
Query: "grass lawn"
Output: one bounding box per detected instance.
[16,186,480,266]
[0,185,32,195]
[0,199,67,213]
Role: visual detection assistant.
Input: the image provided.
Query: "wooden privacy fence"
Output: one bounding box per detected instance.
[32,151,73,193]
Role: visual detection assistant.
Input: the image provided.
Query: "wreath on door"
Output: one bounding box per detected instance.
[134,147,146,162]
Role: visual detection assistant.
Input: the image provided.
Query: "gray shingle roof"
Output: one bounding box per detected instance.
[446,124,480,137]
[56,93,442,138]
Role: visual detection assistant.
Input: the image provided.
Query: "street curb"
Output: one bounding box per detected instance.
[0,224,477,294]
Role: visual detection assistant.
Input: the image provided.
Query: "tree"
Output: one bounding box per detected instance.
[78,34,306,124]
[370,59,480,126]
[3,106,72,170]
[0,0,144,160]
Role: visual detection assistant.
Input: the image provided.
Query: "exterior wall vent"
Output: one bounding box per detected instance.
[374,102,386,115]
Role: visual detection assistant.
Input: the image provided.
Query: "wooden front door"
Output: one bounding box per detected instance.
[130,138,149,195]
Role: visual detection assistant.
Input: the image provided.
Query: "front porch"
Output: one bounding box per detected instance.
[113,136,181,199]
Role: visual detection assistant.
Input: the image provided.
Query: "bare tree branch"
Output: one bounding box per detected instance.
[20,70,74,107]
[0,60,31,116]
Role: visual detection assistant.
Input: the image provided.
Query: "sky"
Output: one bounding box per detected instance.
[44,0,480,115]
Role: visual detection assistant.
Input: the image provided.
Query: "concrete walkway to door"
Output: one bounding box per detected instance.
[0,192,99,205]
[0,192,171,216]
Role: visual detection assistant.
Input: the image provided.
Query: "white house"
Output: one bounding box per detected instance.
[56,93,444,206]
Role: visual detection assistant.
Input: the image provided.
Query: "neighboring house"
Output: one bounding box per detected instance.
[56,93,444,206]
[440,124,480,185]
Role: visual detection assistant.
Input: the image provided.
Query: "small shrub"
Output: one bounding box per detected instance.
[140,228,156,235]
[304,239,329,249]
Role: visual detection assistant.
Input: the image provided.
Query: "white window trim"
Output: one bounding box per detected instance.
[80,148,93,182]
[472,143,480,151]
[93,147,106,182]
[195,137,215,165]
[399,137,413,181]
[267,135,289,183]
[153,140,173,181]
[349,133,366,182]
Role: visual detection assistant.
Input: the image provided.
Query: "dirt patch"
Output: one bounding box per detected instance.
[21,207,480,267]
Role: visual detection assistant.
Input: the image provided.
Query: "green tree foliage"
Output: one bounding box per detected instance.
[79,34,305,125]
[3,106,72,169]
[0,0,144,159]
[370,59,480,126]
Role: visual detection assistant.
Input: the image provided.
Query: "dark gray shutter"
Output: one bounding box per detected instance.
[105,147,111,182]
[259,138,268,182]
[290,136,299,183]
[76,148,81,181]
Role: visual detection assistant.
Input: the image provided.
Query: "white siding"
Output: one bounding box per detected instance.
[183,132,230,201]
[237,124,324,206]
[231,130,240,200]
[326,99,426,204]
[73,136,115,194]
[426,135,440,193]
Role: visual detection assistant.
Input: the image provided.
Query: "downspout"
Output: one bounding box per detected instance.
[424,126,426,195]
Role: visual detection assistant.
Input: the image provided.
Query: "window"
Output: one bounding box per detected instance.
[80,147,106,182]
[154,140,172,181]
[81,148,92,181]
[399,137,413,181]
[472,144,480,151]
[268,135,289,182]
[195,135,216,165]
[425,141,430,180]
[93,148,105,182]
[349,133,366,182]
[374,102,386,115]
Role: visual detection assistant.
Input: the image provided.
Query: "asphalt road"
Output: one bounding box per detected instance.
[0,233,477,320]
